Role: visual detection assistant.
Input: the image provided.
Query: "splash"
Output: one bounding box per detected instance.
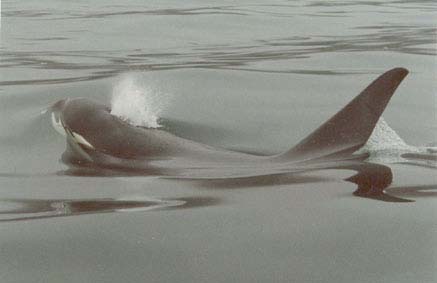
[362,117,413,152]
[110,75,165,128]
[356,117,417,163]
[357,117,437,164]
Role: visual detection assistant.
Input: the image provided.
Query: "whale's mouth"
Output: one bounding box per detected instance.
[50,105,97,168]
[50,111,66,137]
[51,112,95,149]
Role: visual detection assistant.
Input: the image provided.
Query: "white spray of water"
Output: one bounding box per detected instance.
[110,75,165,128]
[356,117,437,163]
[361,117,413,152]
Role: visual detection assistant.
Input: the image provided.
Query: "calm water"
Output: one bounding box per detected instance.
[1,1,437,282]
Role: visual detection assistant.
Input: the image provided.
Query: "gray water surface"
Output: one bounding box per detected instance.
[1,1,437,283]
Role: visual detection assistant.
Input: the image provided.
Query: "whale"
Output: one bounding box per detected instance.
[51,68,409,201]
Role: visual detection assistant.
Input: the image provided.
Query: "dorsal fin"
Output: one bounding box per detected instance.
[278,68,409,160]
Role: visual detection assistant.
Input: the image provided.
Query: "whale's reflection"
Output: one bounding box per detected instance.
[0,196,220,222]
[194,161,412,202]
[386,185,437,199]
[61,160,416,202]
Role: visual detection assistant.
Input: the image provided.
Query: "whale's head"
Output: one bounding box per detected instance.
[50,97,136,165]
[50,98,111,151]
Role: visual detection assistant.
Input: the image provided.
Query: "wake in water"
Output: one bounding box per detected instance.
[0,196,219,222]
[356,117,437,166]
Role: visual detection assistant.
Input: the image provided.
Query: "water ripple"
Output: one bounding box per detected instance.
[1,25,435,86]
[1,0,436,86]
[0,196,220,222]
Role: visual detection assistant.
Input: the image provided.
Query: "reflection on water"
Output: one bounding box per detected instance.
[0,196,220,222]
[386,185,437,199]
[61,159,415,203]
[195,161,421,202]
[401,153,437,168]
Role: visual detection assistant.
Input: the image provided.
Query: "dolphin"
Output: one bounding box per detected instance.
[51,68,409,200]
